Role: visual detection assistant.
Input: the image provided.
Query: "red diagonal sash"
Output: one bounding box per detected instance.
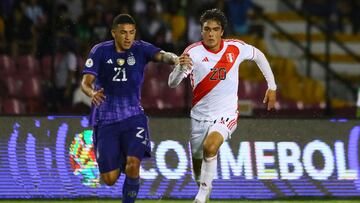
[192,45,240,106]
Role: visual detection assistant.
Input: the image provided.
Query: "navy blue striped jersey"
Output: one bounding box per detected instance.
[82,40,161,126]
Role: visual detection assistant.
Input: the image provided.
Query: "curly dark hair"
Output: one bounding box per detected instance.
[200,8,227,30]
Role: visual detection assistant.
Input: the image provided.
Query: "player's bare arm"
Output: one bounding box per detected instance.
[154,50,179,65]
[81,74,106,106]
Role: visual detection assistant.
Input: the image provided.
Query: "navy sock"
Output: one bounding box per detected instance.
[122,176,140,203]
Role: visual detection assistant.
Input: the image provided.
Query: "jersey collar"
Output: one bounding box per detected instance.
[202,39,224,54]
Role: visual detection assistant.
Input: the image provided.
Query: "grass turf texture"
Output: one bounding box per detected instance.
[0,200,358,203]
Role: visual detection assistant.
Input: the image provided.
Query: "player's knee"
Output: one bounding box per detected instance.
[203,132,223,157]
[100,169,120,186]
[103,179,117,186]
[125,157,141,178]
[101,175,118,186]
[203,142,218,157]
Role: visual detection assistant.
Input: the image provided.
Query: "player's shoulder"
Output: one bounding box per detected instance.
[184,41,203,54]
[90,40,114,54]
[224,38,249,47]
[132,40,155,48]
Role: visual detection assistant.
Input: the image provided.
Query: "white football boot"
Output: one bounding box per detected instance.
[193,183,212,203]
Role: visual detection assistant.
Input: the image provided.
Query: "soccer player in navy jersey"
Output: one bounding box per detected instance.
[81,14,179,203]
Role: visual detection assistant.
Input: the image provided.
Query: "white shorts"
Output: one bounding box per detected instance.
[190,115,238,159]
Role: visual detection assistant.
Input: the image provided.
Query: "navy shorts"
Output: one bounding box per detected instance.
[93,114,151,174]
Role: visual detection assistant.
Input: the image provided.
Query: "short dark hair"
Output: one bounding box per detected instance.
[200,8,227,30]
[112,14,136,28]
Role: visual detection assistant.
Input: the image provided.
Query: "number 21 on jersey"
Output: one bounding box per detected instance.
[113,67,127,82]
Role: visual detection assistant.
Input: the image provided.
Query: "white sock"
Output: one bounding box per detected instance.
[199,155,217,188]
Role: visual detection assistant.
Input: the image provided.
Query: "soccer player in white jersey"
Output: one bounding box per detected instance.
[168,8,277,203]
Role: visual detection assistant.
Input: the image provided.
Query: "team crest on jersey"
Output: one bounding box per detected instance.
[226,53,234,63]
[117,58,125,66]
[85,58,93,67]
[127,55,136,66]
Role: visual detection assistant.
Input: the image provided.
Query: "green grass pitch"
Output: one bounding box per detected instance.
[1,200,359,203]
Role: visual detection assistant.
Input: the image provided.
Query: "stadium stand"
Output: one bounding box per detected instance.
[2,98,26,114]
[17,55,40,75]
[0,54,16,75]
[3,76,23,98]
[0,0,358,117]
[40,55,53,80]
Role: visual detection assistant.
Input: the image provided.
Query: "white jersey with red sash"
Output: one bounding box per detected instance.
[183,39,254,121]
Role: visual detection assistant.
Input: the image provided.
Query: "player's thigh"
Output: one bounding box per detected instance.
[208,115,238,141]
[95,123,122,174]
[190,118,212,159]
[124,114,151,161]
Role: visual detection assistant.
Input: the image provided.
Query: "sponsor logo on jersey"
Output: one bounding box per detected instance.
[127,55,136,66]
[202,57,209,62]
[226,53,234,63]
[117,58,125,66]
[85,58,93,67]
[106,59,113,64]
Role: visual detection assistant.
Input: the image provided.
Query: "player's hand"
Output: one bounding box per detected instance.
[91,88,106,106]
[263,89,276,111]
[178,53,193,70]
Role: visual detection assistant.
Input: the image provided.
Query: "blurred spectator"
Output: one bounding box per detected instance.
[92,9,108,42]
[54,38,77,108]
[138,0,172,45]
[302,0,338,31]
[24,0,44,26]
[352,0,360,34]
[303,0,359,34]
[153,26,175,52]
[0,5,6,53]
[55,3,76,38]
[7,1,36,56]
[0,0,14,19]
[133,0,147,16]
[34,2,53,58]
[224,0,253,35]
[72,84,91,109]
[83,0,106,16]
[187,10,202,43]
[302,0,337,18]
[57,0,83,22]
[197,0,221,12]
[347,0,360,34]
[167,0,186,45]
[75,13,94,52]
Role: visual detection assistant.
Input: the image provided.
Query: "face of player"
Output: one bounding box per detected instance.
[111,23,136,52]
[201,20,224,52]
